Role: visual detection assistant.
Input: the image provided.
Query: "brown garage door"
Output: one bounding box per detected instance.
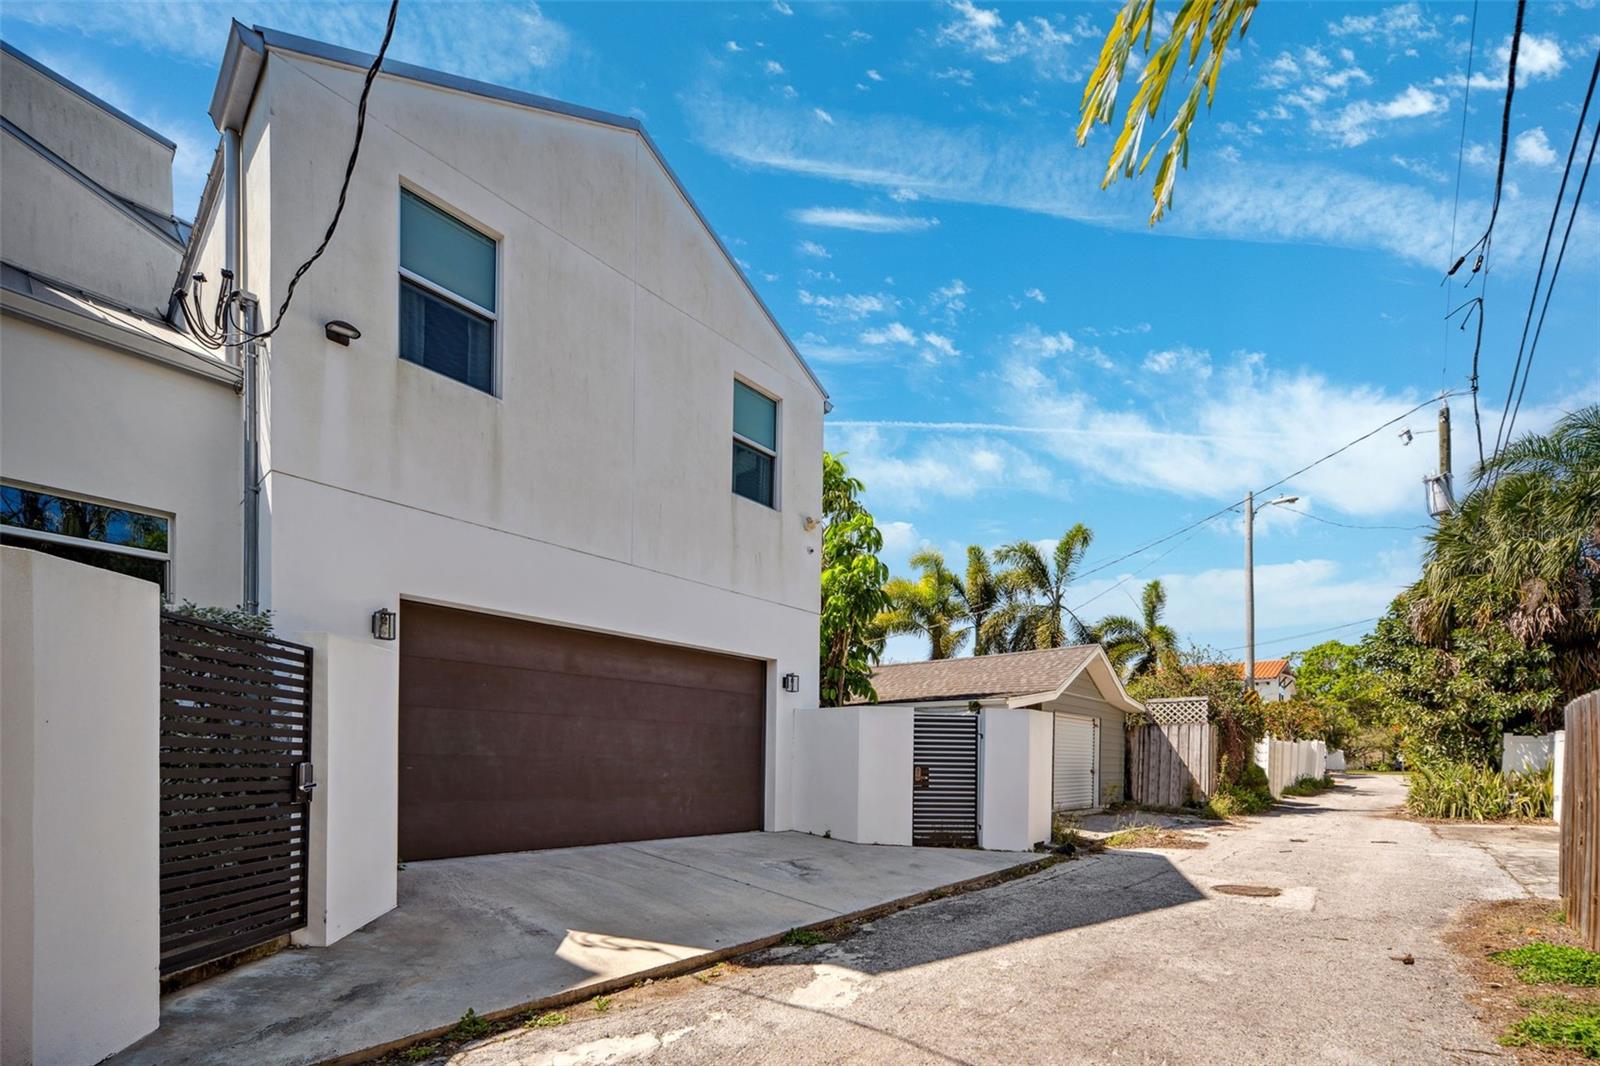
[398,603,766,861]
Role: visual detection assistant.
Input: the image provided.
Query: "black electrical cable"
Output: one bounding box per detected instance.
[230,0,399,341]
[1442,0,1479,389]
[1447,0,1525,283]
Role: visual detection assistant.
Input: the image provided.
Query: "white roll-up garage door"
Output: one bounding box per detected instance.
[1053,713,1099,811]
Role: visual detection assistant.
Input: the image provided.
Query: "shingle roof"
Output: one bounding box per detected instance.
[861,645,1102,705]
[1226,658,1293,680]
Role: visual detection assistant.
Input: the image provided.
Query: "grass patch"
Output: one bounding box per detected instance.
[780,928,825,947]
[445,1009,493,1042]
[592,995,613,1013]
[1101,824,1206,850]
[399,1045,439,1063]
[1492,943,1600,987]
[1282,774,1336,797]
[1501,996,1600,1058]
[525,1011,567,1029]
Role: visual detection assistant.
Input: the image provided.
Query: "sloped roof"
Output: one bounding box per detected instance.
[1226,658,1293,680]
[865,645,1103,704]
[207,22,830,406]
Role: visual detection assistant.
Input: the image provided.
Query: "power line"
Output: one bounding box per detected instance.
[1279,507,1432,533]
[1492,48,1600,465]
[1448,0,1526,284]
[1443,0,1480,393]
[1212,617,1381,655]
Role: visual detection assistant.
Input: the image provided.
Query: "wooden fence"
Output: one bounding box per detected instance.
[1129,722,1216,807]
[1560,691,1598,950]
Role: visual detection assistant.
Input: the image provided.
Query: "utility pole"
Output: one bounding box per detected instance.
[1439,402,1452,482]
[1425,401,1457,519]
[1244,490,1255,696]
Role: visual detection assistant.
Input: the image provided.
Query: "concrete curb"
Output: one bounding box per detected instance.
[324,852,1063,1065]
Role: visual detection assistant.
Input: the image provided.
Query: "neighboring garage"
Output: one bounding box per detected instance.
[397,602,767,861]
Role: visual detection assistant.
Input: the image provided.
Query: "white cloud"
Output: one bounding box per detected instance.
[866,69,884,82]
[796,331,879,365]
[1513,127,1559,168]
[929,278,968,321]
[1142,345,1213,378]
[725,40,743,53]
[797,239,831,258]
[791,207,939,233]
[797,289,893,320]
[812,107,835,125]
[1327,2,1438,46]
[934,66,975,86]
[921,331,960,360]
[6,1,573,81]
[936,0,1077,79]
[1390,154,1448,182]
[825,424,1054,508]
[1023,287,1046,303]
[771,0,793,14]
[860,322,917,346]
[764,59,786,75]
[1506,33,1566,80]
[1312,85,1447,147]
[1009,325,1114,369]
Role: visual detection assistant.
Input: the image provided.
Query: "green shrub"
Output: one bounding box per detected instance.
[1207,760,1273,817]
[1282,774,1336,797]
[1492,943,1600,987]
[1500,996,1600,1057]
[1407,763,1553,820]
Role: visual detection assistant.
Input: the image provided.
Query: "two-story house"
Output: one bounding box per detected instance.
[2,19,826,970]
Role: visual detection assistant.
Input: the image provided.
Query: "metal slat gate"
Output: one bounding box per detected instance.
[159,614,313,976]
[912,711,979,846]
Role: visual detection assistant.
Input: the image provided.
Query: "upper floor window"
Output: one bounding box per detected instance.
[0,483,171,597]
[399,188,496,394]
[732,381,778,508]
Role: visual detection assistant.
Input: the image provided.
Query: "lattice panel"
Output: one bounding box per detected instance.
[1142,697,1210,725]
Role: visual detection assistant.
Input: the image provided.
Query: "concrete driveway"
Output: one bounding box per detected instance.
[110,831,1032,1066]
[455,775,1559,1065]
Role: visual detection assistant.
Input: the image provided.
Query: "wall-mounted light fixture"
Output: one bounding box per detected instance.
[371,607,398,641]
[802,515,819,532]
[325,320,362,346]
[782,672,800,693]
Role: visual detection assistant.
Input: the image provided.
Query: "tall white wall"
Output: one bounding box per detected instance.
[1,548,159,1065]
[791,706,912,846]
[294,634,399,947]
[980,707,1051,852]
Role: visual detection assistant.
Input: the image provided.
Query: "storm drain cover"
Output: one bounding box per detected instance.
[1213,884,1282,898]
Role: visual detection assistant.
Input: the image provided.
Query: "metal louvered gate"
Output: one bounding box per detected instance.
[159,614,313,977]
[912,711,979,846]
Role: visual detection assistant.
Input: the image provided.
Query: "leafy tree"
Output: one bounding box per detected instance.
[1094,579,1178,679]
[819,452,889,706]
[878,549,970,660]
[1294,639,1391,767]
[1077,0,1259,223]
[1127,646,1265,789]
[1365,593,1560,767]
[956,545,1005,656]
[987,524,1096,651]
[1412,404,1600,703]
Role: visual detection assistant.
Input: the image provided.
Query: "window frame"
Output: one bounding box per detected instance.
[0,480,175,601]
[731,377,781,510]
[397,182,502,396]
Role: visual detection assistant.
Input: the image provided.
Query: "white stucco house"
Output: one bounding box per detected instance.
[1229,658,1297,702]
[1,26,826,1062]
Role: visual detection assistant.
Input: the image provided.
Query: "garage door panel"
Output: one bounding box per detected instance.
[401,607,764,696]
[399,603,766,861]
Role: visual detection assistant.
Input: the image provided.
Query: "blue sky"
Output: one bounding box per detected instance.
[5,0,1596,662]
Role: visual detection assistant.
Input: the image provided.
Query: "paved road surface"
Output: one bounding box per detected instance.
[450,774,1555,1066]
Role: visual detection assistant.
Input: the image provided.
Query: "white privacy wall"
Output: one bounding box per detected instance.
[1255,737,1328,798]
[980,707,1053,852]
[294,633,399,947]
[1,548,159,1065]
[791,706,912,845]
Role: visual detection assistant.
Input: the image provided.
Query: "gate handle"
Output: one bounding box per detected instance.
[295,762,318,799]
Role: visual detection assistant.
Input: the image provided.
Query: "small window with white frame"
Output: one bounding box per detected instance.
[732,380,779,508]
[0,482,172,597]
[398,187,497,394]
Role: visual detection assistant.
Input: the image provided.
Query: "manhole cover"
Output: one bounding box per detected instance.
[1213,884,1282,898]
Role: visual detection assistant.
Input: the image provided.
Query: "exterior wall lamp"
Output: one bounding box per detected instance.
[325,320,362,346]
[782,672,800,693]
[371,607,398,641]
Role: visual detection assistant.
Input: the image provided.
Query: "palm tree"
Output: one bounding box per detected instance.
[1094,579,1179,680]
[878,549,970,660]
[955,545,1004,655]
[986,524,1096,651]
[1413,404,1600,701]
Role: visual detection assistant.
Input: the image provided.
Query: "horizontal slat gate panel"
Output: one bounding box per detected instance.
[913,712,979,847]
[158,614,312,976]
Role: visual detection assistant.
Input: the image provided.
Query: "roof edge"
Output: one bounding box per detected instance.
[227,23,830,405]
[0,40,177,152]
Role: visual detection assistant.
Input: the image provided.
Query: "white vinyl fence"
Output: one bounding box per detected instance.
[1254,737,1328,798]
[1504,731,1566,824]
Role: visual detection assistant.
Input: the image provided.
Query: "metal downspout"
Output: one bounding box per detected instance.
[224,128,260,612]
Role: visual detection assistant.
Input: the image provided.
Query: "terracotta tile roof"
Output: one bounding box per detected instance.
[1225,658,1292,680]
[859,645,1101,704]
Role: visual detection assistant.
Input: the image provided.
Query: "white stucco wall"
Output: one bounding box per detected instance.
[782,706,915,846]
[980,707,1052,852]
[1,548,159,1065]
[0,315,243,610]
[223,53,825,831]
[294,633,400,947]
